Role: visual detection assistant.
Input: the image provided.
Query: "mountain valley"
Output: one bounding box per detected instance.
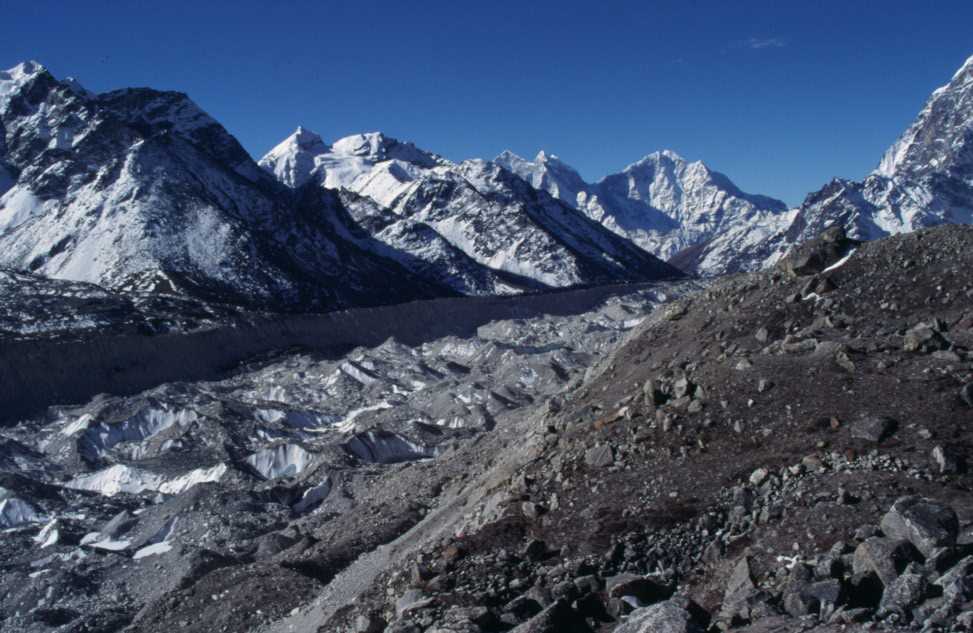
[0,49,973,633]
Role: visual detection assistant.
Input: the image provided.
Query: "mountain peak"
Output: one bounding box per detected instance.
[874,52,973,179]
[289,126,327,150]
[0,60,48,107]
[623,149,688,173]
[2,60,46,80]
[951,53,973,82]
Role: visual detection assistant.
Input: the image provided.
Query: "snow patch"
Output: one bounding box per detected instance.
[336,401,393,433]
[133,542,172,559]
[822,248,857,273]
[245,444,313,479]
[33,519,60,548]
[66,463,226,497]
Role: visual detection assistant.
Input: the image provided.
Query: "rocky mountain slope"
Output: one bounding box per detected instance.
[0,62,462,310]
[500,53,973,278]
[736,54,973,270]
[302,224,973,633]
[260,128,682,294]
[495,149,792,276]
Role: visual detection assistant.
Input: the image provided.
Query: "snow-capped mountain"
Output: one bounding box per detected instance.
[260,127,446,191]
[496,148,791,275]
[742,54,973,266]
[0,62,465,310]
[260,128,682,293]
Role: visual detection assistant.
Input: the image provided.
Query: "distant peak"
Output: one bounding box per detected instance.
[625,149,687,171]
[655,149,685,161]
[1,60,48,89]
[3,60,46,78]
[495,150,528,166]
[1,61,50,107]
[952,52,973,82]
[289,126,325,147]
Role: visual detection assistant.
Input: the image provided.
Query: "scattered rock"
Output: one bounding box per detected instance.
[523,539,550,563]
[748,468,769,486]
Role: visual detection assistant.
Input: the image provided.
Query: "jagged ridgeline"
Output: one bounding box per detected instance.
[0,61,680,313]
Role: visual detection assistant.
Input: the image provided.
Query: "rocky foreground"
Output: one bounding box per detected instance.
[319,226,973,633]
[1,225,972,633]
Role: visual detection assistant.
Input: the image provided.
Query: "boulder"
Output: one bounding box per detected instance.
[606,573,674,606]
[902,323,949,352]
[718,557,763,625]
[852,537,922,586]
[505,595,543,620]
[778,226,859,277]
[585,444,614,468]
[880,496,959,557]
[523,539,550,563]
[877,570,927,618]
[850,415,897,442]
[509,599,592,633]
[613,597,708,633]
[934,555,973,605]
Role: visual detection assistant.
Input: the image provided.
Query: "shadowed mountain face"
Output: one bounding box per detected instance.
[0,62,681,313]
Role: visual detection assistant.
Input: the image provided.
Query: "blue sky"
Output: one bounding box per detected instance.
[2,1,971,206]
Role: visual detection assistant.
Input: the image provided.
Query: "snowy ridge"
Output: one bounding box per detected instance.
[261,127,681,292]
[744,52,973,264]
[497,148,790,275]
[0,62,457,310]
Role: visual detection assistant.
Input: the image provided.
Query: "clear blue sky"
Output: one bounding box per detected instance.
[2,1,971,206]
